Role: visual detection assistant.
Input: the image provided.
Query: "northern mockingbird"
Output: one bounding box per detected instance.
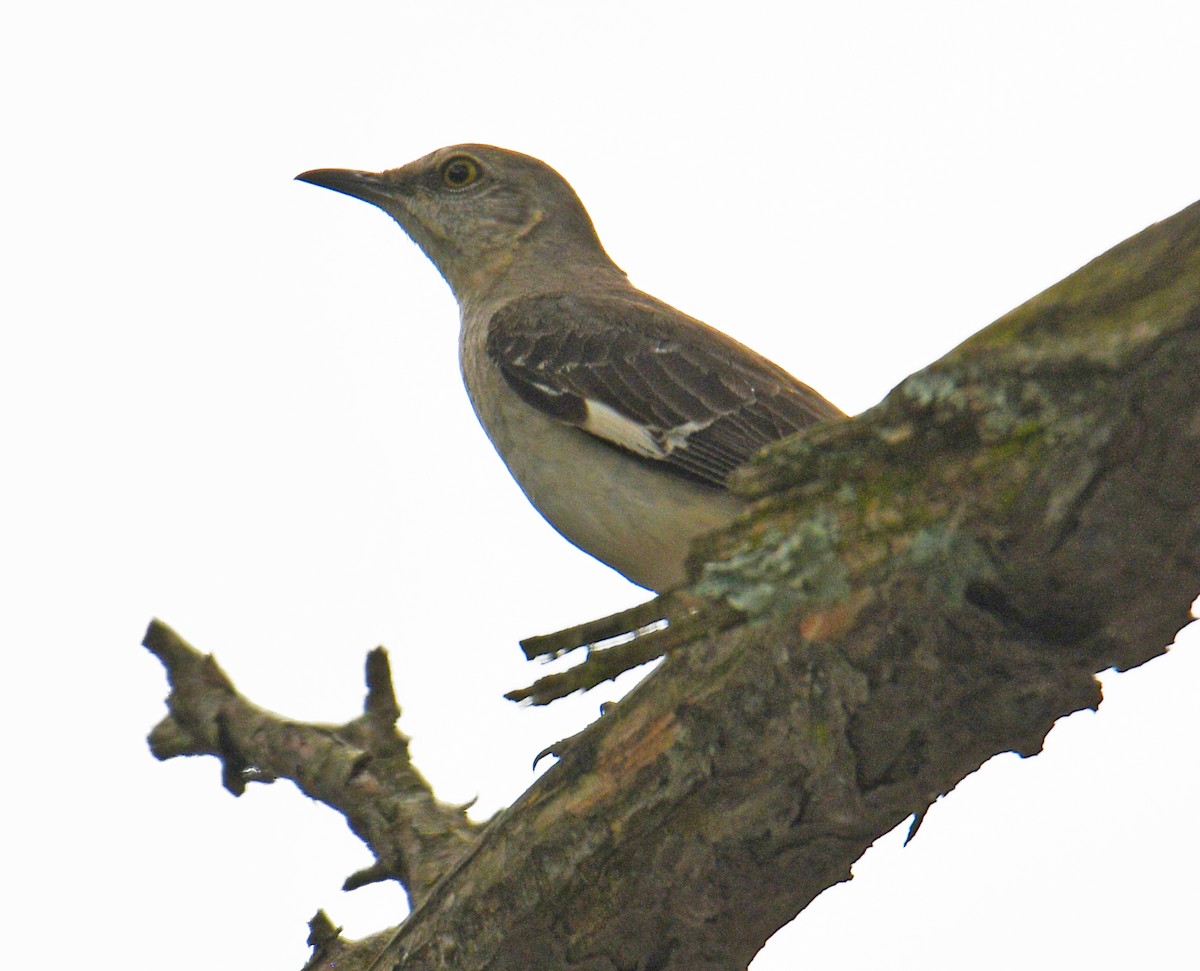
[297,145,843,592]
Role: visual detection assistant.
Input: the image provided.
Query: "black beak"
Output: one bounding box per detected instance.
[295,168,401,207]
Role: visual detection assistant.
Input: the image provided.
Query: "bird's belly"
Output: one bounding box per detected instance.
[464,360,743,591]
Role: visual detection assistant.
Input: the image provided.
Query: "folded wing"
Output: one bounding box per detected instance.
[487,292,844,489]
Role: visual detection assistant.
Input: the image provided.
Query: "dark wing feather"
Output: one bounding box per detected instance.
[487,292,844,489]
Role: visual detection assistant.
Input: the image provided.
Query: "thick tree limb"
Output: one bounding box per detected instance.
[145,199,1199,970]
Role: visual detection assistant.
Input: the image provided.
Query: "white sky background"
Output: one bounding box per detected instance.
[3,2,1198,968]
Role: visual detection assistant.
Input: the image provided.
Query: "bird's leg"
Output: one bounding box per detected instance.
[519,596,673,660]
[508,592,743,705]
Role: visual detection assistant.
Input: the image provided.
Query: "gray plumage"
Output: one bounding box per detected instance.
[297,145,843,590]
[489,292,839,489]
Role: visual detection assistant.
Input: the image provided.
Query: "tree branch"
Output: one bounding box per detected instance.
[144,198,1199,970]
[143,621,480,907]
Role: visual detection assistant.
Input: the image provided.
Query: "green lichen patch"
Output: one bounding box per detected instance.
[953,198,1200,365]
[695,510,849,618]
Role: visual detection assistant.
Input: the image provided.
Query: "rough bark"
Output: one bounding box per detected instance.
[145,199,1200,971]
[144,629,479,908]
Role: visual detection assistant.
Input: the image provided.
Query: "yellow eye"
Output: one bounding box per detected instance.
[440,155,481,188]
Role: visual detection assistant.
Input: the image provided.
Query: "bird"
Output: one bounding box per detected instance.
[296,145,843,593]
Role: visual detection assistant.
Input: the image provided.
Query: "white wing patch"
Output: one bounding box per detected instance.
[580,399,720,461]
[581,398,665,458]
[661,417,720,452]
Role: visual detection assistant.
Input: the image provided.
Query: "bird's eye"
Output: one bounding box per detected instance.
[440,156,481,188]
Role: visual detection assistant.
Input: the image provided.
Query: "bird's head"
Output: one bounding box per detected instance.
[297,144,620,305]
